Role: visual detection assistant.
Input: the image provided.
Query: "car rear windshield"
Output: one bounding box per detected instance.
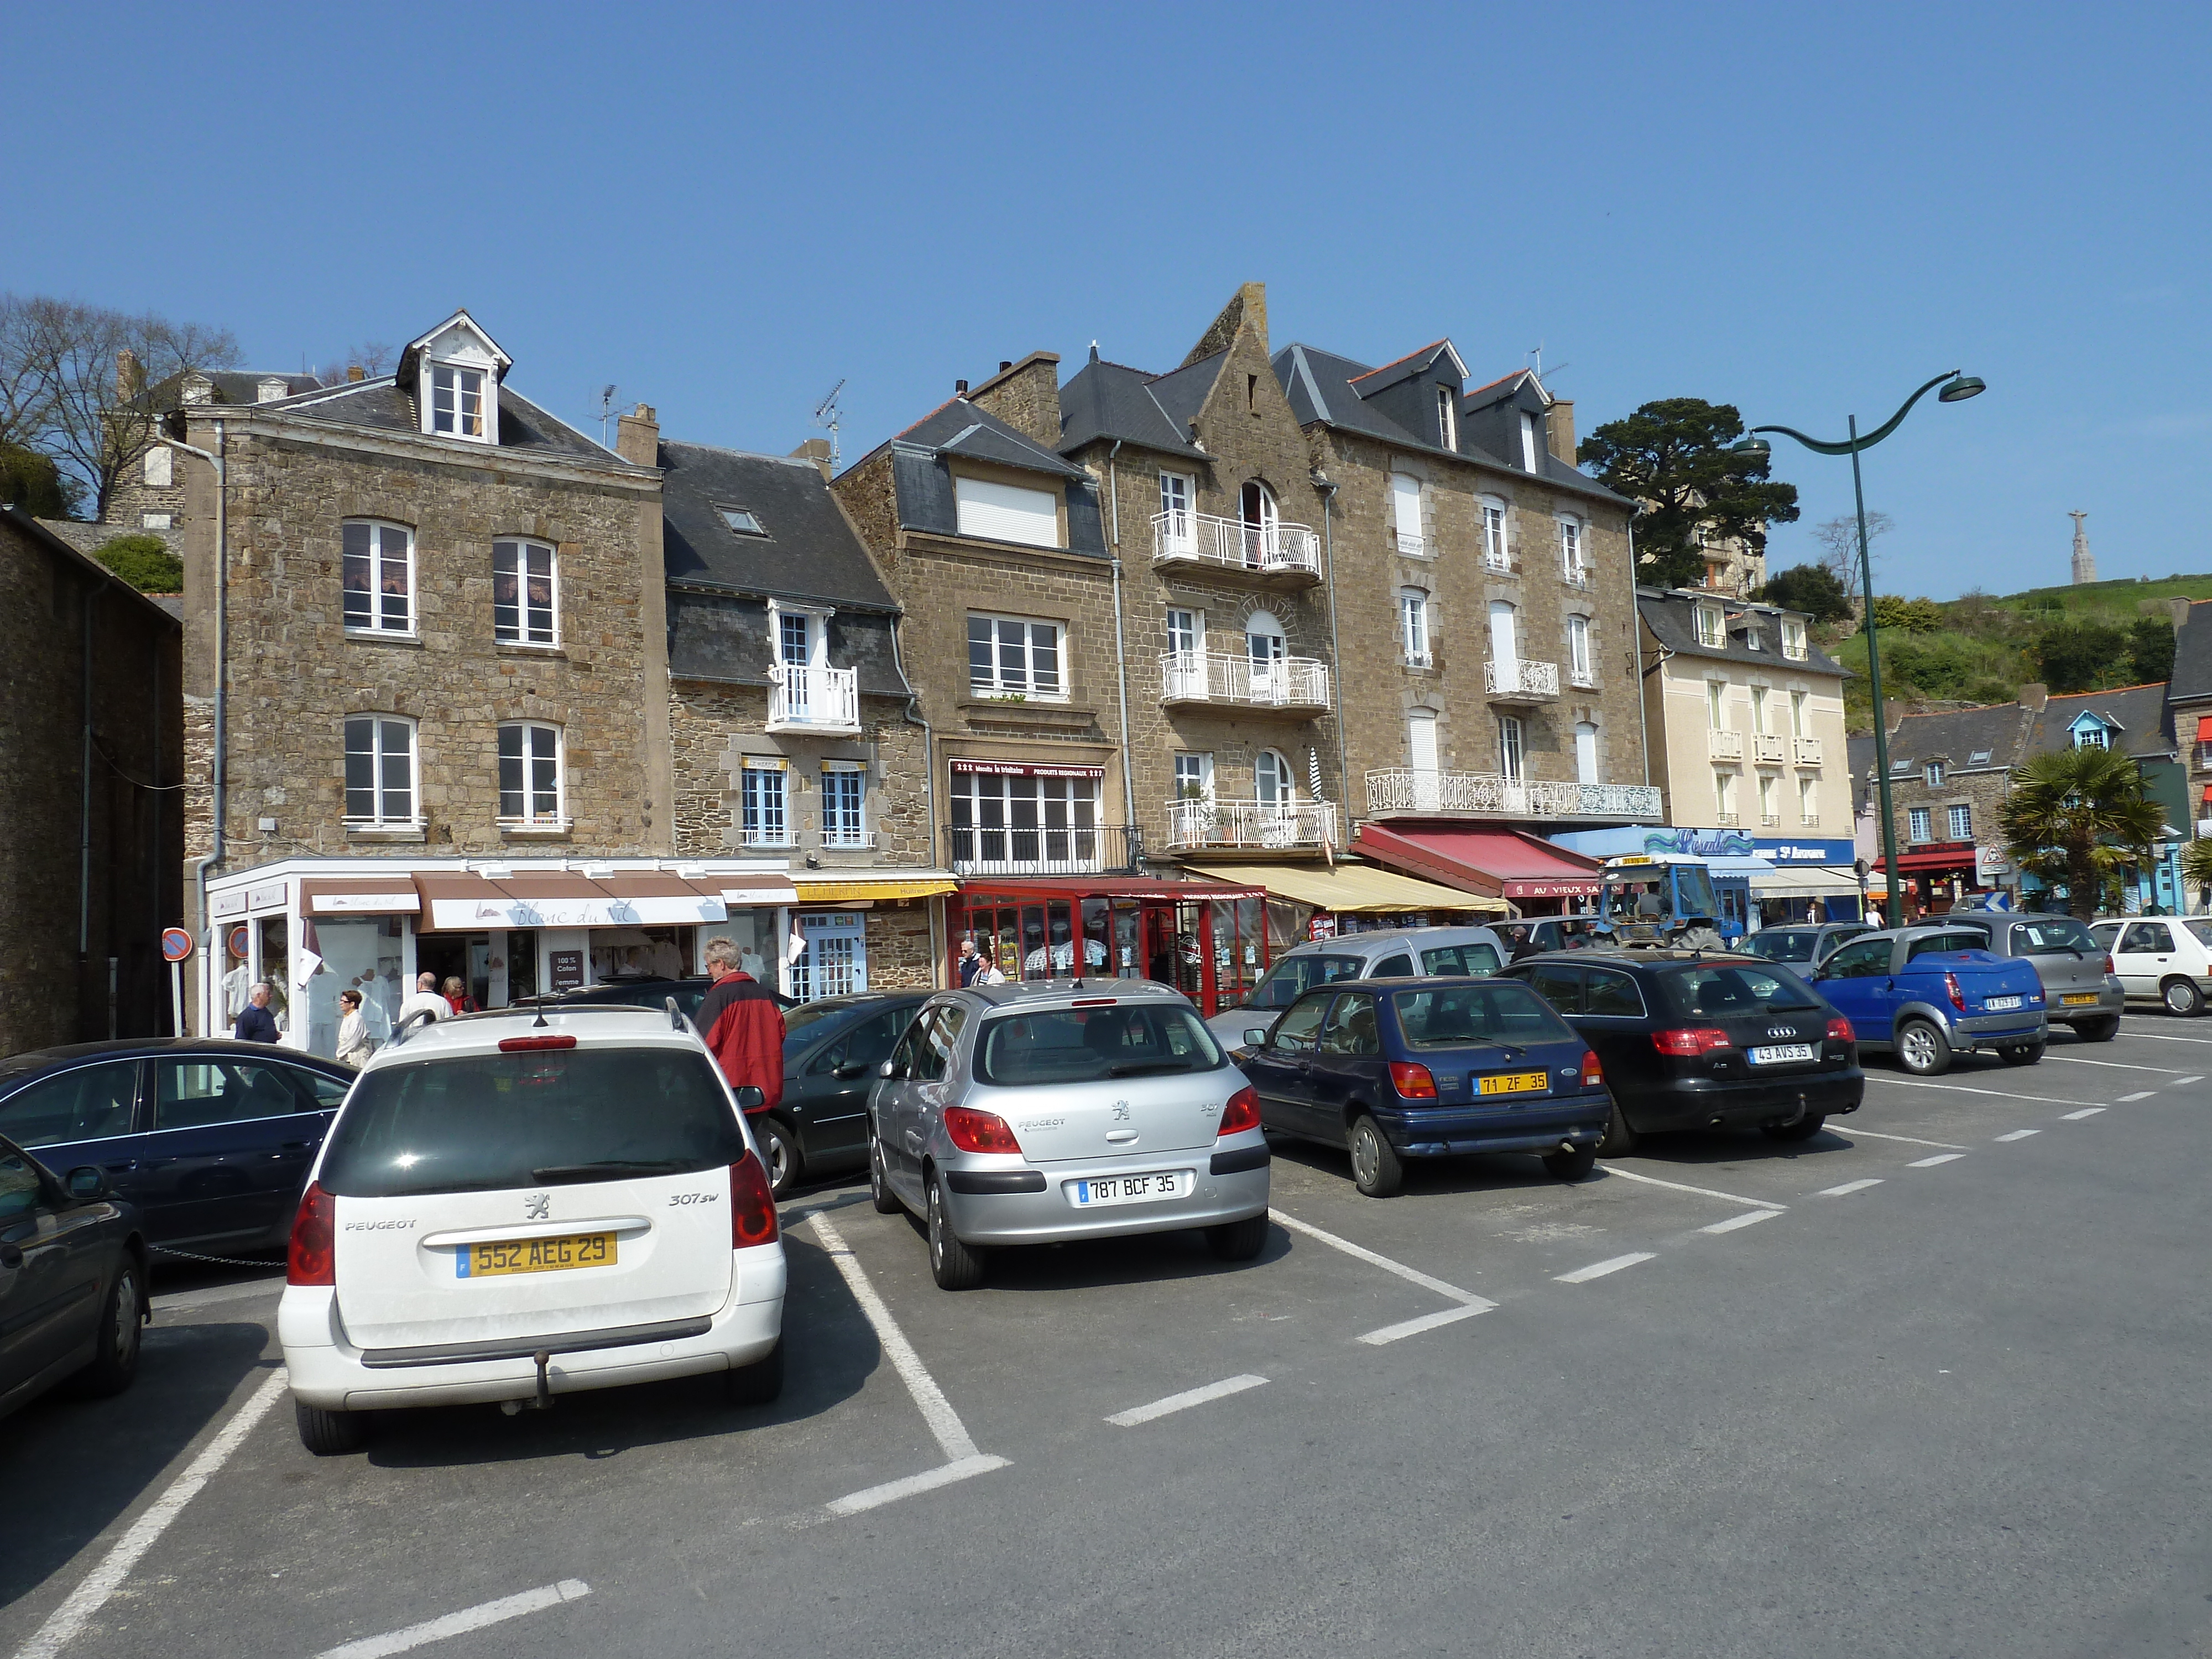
[1420,942,1501,976]
[1391,981,1572,1049]
[973,1004,1226,1087]
[2187,921,2212,948]
[1656,963,1824,1019]
[319,1046,745,1198]
[1250,954,1364,1009]
[2011,918,2098,955]
[1744,932,1815,962]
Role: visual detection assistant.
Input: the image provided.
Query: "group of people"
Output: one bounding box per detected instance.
[235,971,477,1065]
[956,936,1009,986]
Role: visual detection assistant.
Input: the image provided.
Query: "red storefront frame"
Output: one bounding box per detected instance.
[953,877,1268,1016]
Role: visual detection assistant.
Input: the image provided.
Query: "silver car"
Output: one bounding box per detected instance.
[1942,912,2124,1037]
[868,981,1271,1290]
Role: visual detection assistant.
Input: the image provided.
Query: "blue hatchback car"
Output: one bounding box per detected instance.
[1236,975,1611,1196]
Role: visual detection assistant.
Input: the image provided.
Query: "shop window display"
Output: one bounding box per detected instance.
[591,926,696,985]
[302,916,405,1061]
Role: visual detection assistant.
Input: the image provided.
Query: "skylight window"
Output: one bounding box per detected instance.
[720,507,765,536]
[1968,749,1992,765]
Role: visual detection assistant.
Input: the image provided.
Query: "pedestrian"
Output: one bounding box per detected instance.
[233,981,280,1044]
[695,936,785,1115]
[397,971,447,1028]
[441,975,478,1015]
[335,989,375,1067]
[957,936,984,987]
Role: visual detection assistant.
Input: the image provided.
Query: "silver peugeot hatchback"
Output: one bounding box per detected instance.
[868,981,1270,1289]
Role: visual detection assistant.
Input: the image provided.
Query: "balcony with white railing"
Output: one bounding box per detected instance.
[1151,510,1322,583]
[1751,732,1787,763]
[1165,796,1340,854]
[1707,728,1744,761]
[1364,770,1663,822]
[1793,735,1824,766]
[1483,658,1559,702]
[1158,650,1331,713]
[766,663,861,734]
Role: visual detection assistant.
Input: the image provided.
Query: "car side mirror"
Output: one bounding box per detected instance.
[734,1084,765,1109]
[878,1060,898,1079]
[1245,1028,1270,1048]
[65,1165,108,1200]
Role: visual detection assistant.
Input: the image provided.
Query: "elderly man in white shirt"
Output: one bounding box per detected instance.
[397,971,449,1029]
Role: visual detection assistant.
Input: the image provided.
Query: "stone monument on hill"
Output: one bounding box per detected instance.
[2070,510,2096,585]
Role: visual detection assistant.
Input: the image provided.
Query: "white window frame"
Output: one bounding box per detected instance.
[1574,719,1599,785]
[1479,498,1510,571]
[497,721,565,828]
[2074,725,2109,750]
[1782,618,1808,660]
[1758,770,1778,827]
[429,362,490,442]
[742,760,791,847]
[1173,752,1215,802]
[1400,589,1431,667]
[1694,602,1725,648]
[1706,679,1726,731]
[1558,517,1587,585]
[1520,410,1541,472]
[343,715,418,829]
[1924,761,1945,786]
[1165,607,1204,659]
[1254,748,1296,805]
[1568,614,1594,687]
[1498,714,1525,783]
[1750,685,1769,734]
[492,538,558,647]
[821,764,868,848]
[1908,806,1933,843]
[1790,688,1808,738]
[1713,767,1736,823]
[1391,472,1428,556]
[342,519,415,637]
[1799,774,1819,826]
[1948,803,1973,841]
[1437,385,1457,450]
[968,613,1065,700]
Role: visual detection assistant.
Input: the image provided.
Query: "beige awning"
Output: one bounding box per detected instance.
[1748,864,1864,899]
[1183,861,1510,915]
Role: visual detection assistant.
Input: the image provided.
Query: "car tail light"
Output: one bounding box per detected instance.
[1389,1061,1437,1099]
[498,1034,576,1052]
[729,1152,780,1248]
[1944,970,1966,1012]
[1651,1027,1732,1058]
[288,1182,335,1286]
[1826,1015,1855,1044]
[1218,1083,1260,1136]
[945,1106,1023,1155]
[1579,1050,1604,1088]
[2105,953,2116,977]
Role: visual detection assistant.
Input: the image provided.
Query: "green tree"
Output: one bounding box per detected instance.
[1871,595,1944,633]
[1758,562,1853,622]
[2182,839,2212,911]
[2032,619,2131,692]
[2127,615,2176,684]
[0,441,80,517]
[1579,398,1799,589]
[92,533,182,593]
[1998,746,2164,919]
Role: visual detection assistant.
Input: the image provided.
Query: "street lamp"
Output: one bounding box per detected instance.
[1732,372,1985,927]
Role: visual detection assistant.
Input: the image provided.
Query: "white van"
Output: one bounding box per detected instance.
[278,1004,785,1454]
[1203,924,1509,1050]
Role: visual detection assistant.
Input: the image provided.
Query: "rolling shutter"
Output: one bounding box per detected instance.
[954,477,1060,548]
[1391,473,1423,540]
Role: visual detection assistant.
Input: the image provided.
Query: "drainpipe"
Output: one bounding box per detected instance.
[886,605,947,985]
[1312,472,1350,824]
[1626,511,1652,795]
[157,420,226,1033]
[1105,441,1138,847]
[80,584,96,962]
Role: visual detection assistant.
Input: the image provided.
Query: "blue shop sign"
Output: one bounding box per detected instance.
[1551,825,1856,867]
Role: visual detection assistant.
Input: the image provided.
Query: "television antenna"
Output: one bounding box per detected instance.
[598,384,618,450]
[1527,344,1569,387]
[812,378,846,469]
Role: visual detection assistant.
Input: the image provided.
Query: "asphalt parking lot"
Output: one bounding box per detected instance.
[8,1011,2212,1659]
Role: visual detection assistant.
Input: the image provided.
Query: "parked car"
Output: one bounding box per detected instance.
[1493,917,1604,959]
[1936,913,2124,1039]
[554,975,795,1020]
[1,1134,147,1421]
[279,1004,785,1454]
[1501,950,1864,1151]
[869,981,1270,1289]
[1237,974,1610,1196]
[759,991,931,1197]
[0,1040,354,1262]
[1739,922,1872,972]
[2086,917,2212,1016]
[1808,927,2048,1073]
[1203,925,1508,1049]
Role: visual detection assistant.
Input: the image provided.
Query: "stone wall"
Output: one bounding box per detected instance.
[865,902,937,988]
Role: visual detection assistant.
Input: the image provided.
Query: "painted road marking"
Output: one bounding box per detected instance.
[1872,1077,2103,1108]
[2061,1107,2107,1120]
[315,1581,591,1659]
[15,1365,290,1659]
[1840,1126,1969,1150]
[1819,1178,1884,1197]
[1556,1252,1656,1284]
[1107,1374,1267,1427]
[151,1274,286,1313]
[1270,1209,1493,1308]
[2110,1029,2212,1044]
[2044,1055,2187,1073]
[2119,1091,2156,1102]
[1702,1209,1782,1235]
[2171,1074,2205,1086]
[1601,1165,1788,1209]
[1908,1153,1966,1168]
[1358,1305,1491,1346]
[809,1210,1009,1516]
[1994,1129,2041,1142]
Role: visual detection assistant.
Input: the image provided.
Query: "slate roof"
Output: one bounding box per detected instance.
[1636,586,1848,677]
[1883,682,2177,776]
[862,396,1108,557]
[1057,350,1210,460]
[2025,684,2175,761]
[659,442,893,609]
[137,369,324,410]
[2168,599,2212,701]
[184,374,620,465]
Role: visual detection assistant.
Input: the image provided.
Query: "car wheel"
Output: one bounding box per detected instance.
[1206,1214,1271,1261]
[868,1123,901,1214]
[295,1399,370,1456]
[757,1117,801,1199]
[926,1173,985,1290]
[727,1339,784,1407]
[74,1260,144,1397]
[1597,1099,1639,1156]
[1999,1042,2046,1066]
[2071,1015,2121,1043]
[1895,1018,1951,1076]
[1760,1114,1827,1142]
[1542,1144,1597,1181]
[2162,978,2204,1017]
[1348,1114,1404,1198]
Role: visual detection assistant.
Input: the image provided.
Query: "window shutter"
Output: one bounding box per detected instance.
[1391,474,1423,540]
[954,477,1060,547]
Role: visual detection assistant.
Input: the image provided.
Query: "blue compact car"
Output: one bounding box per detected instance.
[1235,975,1611,1196]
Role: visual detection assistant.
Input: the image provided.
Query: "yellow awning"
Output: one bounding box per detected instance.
[1184,861,1510,915]
[790,873,957,904]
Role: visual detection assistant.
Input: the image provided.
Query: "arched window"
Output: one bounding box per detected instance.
[493,539,557,646]
[1254,748,1293,806]
[1239,480,1278,566]
[498,722,565,827]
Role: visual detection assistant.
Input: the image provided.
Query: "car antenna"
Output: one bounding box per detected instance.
[532,997,549,1029]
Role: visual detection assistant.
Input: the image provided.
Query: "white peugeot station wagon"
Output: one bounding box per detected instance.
[278,1004,785,1455]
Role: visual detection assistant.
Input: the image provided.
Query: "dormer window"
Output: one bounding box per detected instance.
[2074,725,2109,750]
[1694,602,1725,648]
[430,364,487,439]
[1924,761,1945,786]
[1438,385,1458,450]
[401,312,510,446]
[1781,617,1808,660]
[1520,411,1541,472]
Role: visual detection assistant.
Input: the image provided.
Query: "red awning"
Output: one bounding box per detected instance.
[956,875,1264,902]
[1870,846,1979,874]
[2197,714,2212,742]
[1353,825,1604,899]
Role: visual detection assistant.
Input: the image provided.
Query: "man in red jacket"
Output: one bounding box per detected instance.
[696,937,785,1113]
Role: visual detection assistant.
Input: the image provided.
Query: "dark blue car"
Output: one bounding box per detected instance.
[1237,975,1611,1196]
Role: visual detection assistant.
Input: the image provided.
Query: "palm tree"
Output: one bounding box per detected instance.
[2182,837,2212,914]
[1998,746,2166,919]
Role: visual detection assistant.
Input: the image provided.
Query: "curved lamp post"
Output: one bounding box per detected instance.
[1733,372,1985,926]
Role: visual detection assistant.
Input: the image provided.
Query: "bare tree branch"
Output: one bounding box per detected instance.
[1809,511,1893,588]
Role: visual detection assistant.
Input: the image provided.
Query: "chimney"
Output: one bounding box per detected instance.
[2018,682,2048,713]
[968,351,1063,447]
[615,401,659,466]
[1546,398,1576,466]
[954,379,968,395]
[999,361,1013,373]
[347,364,365,383]
[2169,597,2194,632]
[1182,282,1268,368]
[115,348,143,401]
[789,437,832,481]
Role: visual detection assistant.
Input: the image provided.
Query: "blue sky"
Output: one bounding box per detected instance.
[7,2,2204,598]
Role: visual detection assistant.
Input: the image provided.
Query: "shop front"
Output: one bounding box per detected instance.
[1553,826,1863,927]
[1350,824,1604,914]
[1867,839,1978,917]
[787,872,958,998]
[952,874,1267,1016]
[1181,860,1507,943]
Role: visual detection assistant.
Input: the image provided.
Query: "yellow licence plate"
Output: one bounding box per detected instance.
[2061,993,2099,1006]
[1479,1071,1550,1096]
[458,1232,615,1279]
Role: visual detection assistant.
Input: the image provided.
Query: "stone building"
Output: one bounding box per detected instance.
[0,507,182,1053]
[109,356,323,533]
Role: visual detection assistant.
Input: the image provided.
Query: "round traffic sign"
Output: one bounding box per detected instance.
[161,927,194,963]
[228,926,251,961]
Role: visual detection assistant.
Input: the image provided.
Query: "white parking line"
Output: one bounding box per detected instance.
[1601,1165,1788,1209]
[2044,1055,2188,1073]
[1358,1305,1491,1346]
[1871,1077,2103,1108]
[14,1365,289,1659]
[2061,1107,2106,1120]
[314,1580,591,1659]
[2112,1029,2212,1044]
[1107,1374,1267,1427]
[1268,1208,1498,1344]
[1840,1126,1968,1150]
[825,1455,1013,1517]
[1908,1153,1965,1168]
[1701,1209,1782,1234]
[1819,1178,1884,1197]
[2171,1074,2205,1086]
[1556,1252,1655,1284]
[2118,1091,2156,1102]
[1994,1129,2041,1142]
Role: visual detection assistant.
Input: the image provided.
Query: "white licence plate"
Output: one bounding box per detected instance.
[1066,1171,1193,1208]
[1747,1043,1817,1065]
[1984,995,2023,1011]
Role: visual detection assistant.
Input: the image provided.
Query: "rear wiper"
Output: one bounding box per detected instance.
[1460,1040,1527,1060]
[1108,1061,1196,1077]
[530,1159,687,1182]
